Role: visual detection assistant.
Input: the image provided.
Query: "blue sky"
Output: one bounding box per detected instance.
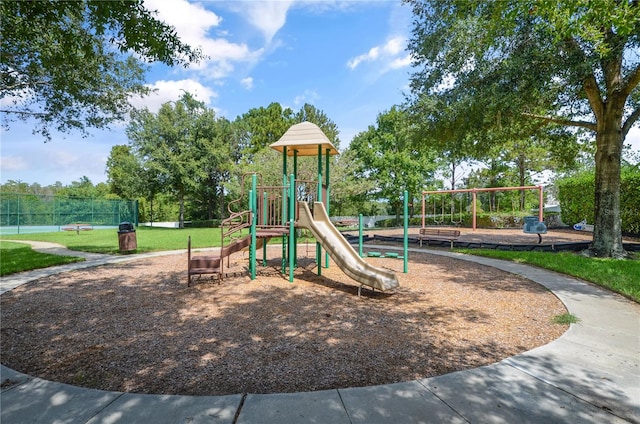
[1,0,638,187]
[1,0,415,187]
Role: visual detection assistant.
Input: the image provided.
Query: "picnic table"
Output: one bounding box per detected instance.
[62,223,93,235]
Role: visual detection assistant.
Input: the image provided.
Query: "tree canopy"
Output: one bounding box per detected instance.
[126,93,226,227]
[406,0,640,257]
[349,106,437,217]
[1,0,202,140]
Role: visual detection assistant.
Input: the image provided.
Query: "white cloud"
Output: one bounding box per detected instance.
[130,79,218,113]
[382,36,404,56]
[144,0,263,77]
[144,0,222,45]
[347,46,379,70]
[347,36,410,71]
[293,89,319,106]
[0,155,28,172]
[244,1,294,43]
[388,54,412,70]
[240,77,254,90]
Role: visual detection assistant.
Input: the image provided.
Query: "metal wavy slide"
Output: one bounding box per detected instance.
[297,202,399,292]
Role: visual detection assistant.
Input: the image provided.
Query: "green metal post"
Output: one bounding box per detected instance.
[282,147,288,274]
[316,145,322,275]
[293,150,298,266]
[250,174,257,280]
[263,191,268,266]
[325,148,330,268]
[17,194,20,234]
[289,173,295,282]
[404,190,409,274]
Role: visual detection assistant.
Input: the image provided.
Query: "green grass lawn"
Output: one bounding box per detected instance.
[458,249,640,303]
[0,241,84,276]
[1,226,225,254]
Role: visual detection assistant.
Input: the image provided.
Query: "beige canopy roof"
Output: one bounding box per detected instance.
[270,121,339,156]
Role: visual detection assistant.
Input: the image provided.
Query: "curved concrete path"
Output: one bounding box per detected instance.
[1,243,638,423]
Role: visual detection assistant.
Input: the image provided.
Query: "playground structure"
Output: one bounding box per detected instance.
[421,185,547,242]
[188,122,399,292]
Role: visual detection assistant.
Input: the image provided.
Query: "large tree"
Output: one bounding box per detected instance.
[106,145,143,200]
[1,0,201,140]
[350,106,437,218]
[406,0,639,258]
[126,93,219,228]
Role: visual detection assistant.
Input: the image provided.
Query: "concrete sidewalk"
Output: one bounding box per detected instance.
[1,246,638,423]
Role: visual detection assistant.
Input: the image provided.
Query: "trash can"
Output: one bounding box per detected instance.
[118,222,137,253]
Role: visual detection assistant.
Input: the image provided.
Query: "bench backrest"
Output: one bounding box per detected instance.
[420,228,460,237]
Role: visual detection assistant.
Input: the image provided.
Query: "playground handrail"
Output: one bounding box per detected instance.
[221,209,251,241]
[227,172,262,215]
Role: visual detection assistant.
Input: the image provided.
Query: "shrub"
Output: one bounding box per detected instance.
[557,167,640,234]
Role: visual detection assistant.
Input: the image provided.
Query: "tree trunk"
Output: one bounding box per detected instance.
[150,198,154,225]
[178,191,185,229]
[518,155,526,210]
[220,186,226,219]
[591,119,626,258]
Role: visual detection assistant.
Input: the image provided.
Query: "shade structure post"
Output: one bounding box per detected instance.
[289,173,295,282]
[281,147,288,274]
[250,174,257,280]
[262,191,267,266]
[316,144,322,275]
[293,150,298,266]
[404,190,408,273]
[325,147,330,268]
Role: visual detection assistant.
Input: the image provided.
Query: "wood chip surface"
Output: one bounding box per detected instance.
[1,248,568,396]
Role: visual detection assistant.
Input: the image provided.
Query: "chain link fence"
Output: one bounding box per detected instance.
[0,193,138,234]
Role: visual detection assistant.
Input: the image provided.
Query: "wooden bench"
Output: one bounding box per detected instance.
[418,228,461,248]
[62,223,93,235]
[335,220,358,228]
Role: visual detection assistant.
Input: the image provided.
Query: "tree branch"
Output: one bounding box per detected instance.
[0,109,49,119]
[622,106,640,139]
[564,36,604,121]
[521,112,597,131]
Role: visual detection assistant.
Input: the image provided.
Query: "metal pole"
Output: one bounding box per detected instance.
[263,191,268,266]
[472,189,477,231]
[250,174,257,280]
[282,147,288,274]
[316,145,322,275]
[421,193,425,228]
[404,190,408,273]
[538,186,544,222]
[289,173,295,283]
[325,148,330,269]
[293,150,298,266]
